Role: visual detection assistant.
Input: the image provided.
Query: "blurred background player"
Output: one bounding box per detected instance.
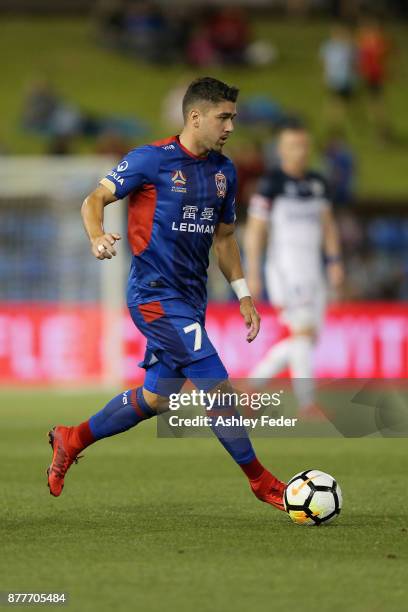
[244,123,344,417]
[319,23,357,126]
[356,15,393,142]
[46,77,286,511]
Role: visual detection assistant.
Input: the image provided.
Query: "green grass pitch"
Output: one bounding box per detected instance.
[0,390,407,612]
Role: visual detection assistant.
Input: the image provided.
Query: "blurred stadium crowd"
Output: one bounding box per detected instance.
[1,0,408,304]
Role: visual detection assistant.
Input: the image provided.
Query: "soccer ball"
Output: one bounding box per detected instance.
[284,469,342,526]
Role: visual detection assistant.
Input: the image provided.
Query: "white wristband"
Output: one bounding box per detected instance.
[231,278,251,300]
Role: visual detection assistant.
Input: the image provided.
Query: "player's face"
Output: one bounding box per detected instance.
[199,101,237,152]
[278,130,311,173]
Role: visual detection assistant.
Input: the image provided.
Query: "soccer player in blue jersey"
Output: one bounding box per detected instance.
[46,77,285,510]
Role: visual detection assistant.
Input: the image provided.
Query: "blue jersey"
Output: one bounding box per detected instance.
[101,135,237,311]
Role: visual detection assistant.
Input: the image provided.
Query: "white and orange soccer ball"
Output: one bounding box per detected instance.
[284,470,342,526]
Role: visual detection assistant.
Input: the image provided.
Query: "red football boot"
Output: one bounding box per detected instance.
[250,470,286,511]
[47,426,83,497]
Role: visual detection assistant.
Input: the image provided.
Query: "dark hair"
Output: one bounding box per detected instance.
[182,77,239,120]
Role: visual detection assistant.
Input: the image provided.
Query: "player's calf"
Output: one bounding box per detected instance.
[194,377,286,512]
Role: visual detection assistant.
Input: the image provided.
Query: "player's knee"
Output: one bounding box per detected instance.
[220,378,234,394]
[291,328,318,343]
[206,378,236,405]
[142,388,169,412]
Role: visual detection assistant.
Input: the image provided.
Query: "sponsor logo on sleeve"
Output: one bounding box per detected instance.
[117,160,128,172]
[108,171,125,185]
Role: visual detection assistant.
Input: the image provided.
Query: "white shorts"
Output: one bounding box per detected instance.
[265,266,327,332]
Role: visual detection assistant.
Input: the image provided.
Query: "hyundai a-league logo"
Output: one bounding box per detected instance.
[172,170,187,186]
[171,170,187,193]
[215,172,227,198]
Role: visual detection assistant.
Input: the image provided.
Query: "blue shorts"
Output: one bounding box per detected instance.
[129,299,228,395]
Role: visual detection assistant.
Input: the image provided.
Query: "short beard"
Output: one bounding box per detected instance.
[211,141,224,153]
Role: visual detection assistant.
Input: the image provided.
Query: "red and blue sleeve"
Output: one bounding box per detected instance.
[101,145,159,200]
[247,173,278,221]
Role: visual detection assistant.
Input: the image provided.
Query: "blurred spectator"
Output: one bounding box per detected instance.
[366,217,405,253]
[162,6,193,63]
[339,215,408,300]
[122,1,169,63]
[186,24,217,67]
[322,130,355,207]
[22,78,82,139]
[336,210,364,257]
[357,17,390,94]
[238,96,286,127]
[49,103,83,138]
[344,249,405,300]
[187,7,251,67]
[245,40,278,68]
[94,130,130,159]
[47,134,75,156]
[356,16,393,140]
[328,0,362,20]
[94,0,125,49]
[22,78,60,134]
[209,8,251,65]
[286,0,311,17]
[22,77,148,150]
[96,0,191,63]
[96,3,270,68]
[319,24,357,124]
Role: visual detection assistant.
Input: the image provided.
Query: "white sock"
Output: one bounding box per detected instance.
[250,337,291,379]
[289,335,315,409]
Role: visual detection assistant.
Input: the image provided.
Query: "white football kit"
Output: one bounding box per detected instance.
[248,169,330,331]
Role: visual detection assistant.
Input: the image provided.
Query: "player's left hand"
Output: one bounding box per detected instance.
[240,296,261,343]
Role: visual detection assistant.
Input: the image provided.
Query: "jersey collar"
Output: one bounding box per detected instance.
[176,135,209,160]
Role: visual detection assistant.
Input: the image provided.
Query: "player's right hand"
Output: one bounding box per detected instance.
[91,233,121,260]
[240,297,261,343]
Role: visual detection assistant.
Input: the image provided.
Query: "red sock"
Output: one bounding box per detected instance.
[239,457,265,480]
[69,420,95,453]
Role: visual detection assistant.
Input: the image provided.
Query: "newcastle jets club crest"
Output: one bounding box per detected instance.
[215,171,227,198]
